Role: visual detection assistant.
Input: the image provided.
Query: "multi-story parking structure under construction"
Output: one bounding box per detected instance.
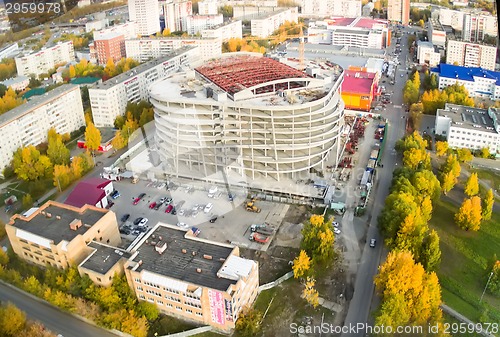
[150,52,345,185]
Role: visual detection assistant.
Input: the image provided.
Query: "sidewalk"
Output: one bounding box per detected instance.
[440,304,496,337]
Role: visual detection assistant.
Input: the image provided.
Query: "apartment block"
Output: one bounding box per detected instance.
[6,201,122,270]
[233,6,277,20]
[125,37,220,63]
[93,22,138,40]
[0,43,19,59]
[435,104,500,155]
[446,39,497,70]
[15,41,75,77]
[161,0,193,32]
[387,0,410,25]
[331,0,362,18]
[198,0,218,15]
[128,0,160,36]
[201,20,242,42]
[250,8,298,38]
[184,14,224,35]
[89,47,199,127]
[94,32,126,65]
[428,18,447,47]
[417,41,441,67]
[0,85,84,172]
[462,13,496,42]
[124,224,259,332]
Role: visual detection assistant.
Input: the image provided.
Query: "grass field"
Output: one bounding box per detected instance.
[430,199,500,324]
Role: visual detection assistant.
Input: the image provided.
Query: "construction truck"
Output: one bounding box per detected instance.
[245,201,261,213]
[249,232,269,244]
[250,223,273,236]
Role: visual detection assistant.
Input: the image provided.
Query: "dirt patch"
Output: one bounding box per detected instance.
[283,204,310,224]
[240,245,298,284]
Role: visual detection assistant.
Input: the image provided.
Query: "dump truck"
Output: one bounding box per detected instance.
[249,232,269,244]
[250,224,274,236]
[245,201,261,213]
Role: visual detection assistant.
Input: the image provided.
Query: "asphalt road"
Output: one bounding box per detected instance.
[0,282,118,337]
[341,28,411,337]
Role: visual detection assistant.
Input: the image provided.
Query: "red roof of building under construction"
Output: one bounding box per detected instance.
[342,70,377,95]
[195,55,310,96]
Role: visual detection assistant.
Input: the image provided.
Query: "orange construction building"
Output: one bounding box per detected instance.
[341,68,379,111]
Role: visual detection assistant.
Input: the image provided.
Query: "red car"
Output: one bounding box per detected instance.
[165,204,173,213]
[149,202,157,209]
[133,193,146,205]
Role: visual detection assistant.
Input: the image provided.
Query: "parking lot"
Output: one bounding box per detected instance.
[109,179,289,251]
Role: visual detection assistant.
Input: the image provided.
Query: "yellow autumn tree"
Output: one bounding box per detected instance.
[482,189,494,221]
[375,251,443,329]
[53,164,72,191]
[111,130,127,150]
[455,196,482,231]
[464,172,479,197]
[440,170,456,195]
[435,141,448,157]
[301,277,319,308]
[292,250,311,279]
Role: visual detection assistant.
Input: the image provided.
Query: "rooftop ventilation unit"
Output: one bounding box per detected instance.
[461,113,466,121]
[155,241,167,255]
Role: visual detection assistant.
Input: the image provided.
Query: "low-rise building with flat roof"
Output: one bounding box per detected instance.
[341,68,378,111]
[6,201,122,269]
[124,223,259,332]
[435,103,500,155]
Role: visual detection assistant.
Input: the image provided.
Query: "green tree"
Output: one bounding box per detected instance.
[412,169,441,201]
[487,260,500,296]
[22,194,33,209]
[136,301,159,321]
[47,130,70,165]
[235,307,263,337]
[84,122,101,154]
[301,215,335,264]
[12,146,53,181]
[419,229,441,272]
[464,172,479,197]
[435,141,448,157]
[403,79,419,105]
[455,196,482,231]
[292,250,311,278]
[138,107,154,127]
[482,189,494,221]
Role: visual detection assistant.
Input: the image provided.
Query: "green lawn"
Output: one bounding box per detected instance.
[442,313,484,337]
[147,315,197,337]
[430,199,500,324]
[472,168,500,191]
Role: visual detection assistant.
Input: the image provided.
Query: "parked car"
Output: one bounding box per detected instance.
[165,204,173,213]
[157,182,166,189]
[333,228,341,235]
[370,238,377,248]
[178,209,185,216]
[209,215,218,223]
[149,202,157,209]
[332,222,339,228]
[177,222,189,229]
[139,218,149,226]
[204,203,214,213]
[134,217,143,225]
[171,207,177,215]
[121,214,130,222]
[133,193,146,205]
[111,190,120,199]
[191,227,200,237]
[166,197,173,205]
[250,224,274,236]
[159,197,167,203]
[154,201,163,210]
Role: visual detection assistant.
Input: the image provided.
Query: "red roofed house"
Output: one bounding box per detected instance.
[65,178,114,209]
[341,68,379,111]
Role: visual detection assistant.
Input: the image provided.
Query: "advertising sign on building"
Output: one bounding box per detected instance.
[225,299,233,322]
[208,289,225,325]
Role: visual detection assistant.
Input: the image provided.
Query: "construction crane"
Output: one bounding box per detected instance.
[243,23,309,71]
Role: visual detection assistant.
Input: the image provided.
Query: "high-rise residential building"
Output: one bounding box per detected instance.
[15,41,75,77]
[462,13,491,42]
[125,36,221,63]
[250,8,298,38]
[198,0,218,15]
[184,14,224,35]
[387,0,410,25]
[0,85,85,172]
[93,32,126,65]
[201,20,242,42]
[128,0,160,36]
[437,8,498,38]
[446,39,497,70]
[89,47,199,127]
[300,0,361,17]
[160,0,193,32]
[93,22,138,40]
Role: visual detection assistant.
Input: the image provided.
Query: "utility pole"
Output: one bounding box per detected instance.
[480,271,494,303]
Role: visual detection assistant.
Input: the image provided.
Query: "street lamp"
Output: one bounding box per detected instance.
[480,271,494,303]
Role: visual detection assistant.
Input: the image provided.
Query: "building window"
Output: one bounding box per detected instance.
[186,309,192,314]
[139,294,145,299]
[196,312,203,317]
[176,306,182,311]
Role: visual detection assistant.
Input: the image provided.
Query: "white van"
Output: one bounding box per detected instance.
[204,203,214,213]
[208,186,218,198]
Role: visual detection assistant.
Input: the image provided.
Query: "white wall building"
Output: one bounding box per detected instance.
[184,14,224,35]
[417,41,441,67]
[125,36,221,63]
[0,85,85,172]
[160,0,193,32]
[89,47,199,127]
[0,43,19,59]
[433,64,500,100]
[446,39,497,71]
[428,18,447,47]
[198,0,218,15]
[93,22,138,40]
[331,0,362,18]
[201,20,242,42]
[150,53,346,184]
[435,103,499,155]
[308,18,390,50]
[462,13,497,42]
[250,8,298,38]
[85,19,108,33]
[300,0,361,17]
[15,41,75,78]
[1,76,30,91]
[128,0,160,36]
